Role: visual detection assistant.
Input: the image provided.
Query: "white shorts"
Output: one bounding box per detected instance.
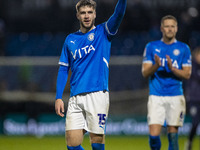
[65,91,109,134]
[147,95,186,127]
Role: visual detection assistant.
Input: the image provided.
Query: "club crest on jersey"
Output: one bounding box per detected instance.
[88,33,95,41]
[173,49,180,56]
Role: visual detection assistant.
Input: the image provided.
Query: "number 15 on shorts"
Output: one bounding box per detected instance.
[98,114,106,129]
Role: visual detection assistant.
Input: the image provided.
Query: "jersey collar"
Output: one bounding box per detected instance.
[78,26,96,34]
[161,38,177,44]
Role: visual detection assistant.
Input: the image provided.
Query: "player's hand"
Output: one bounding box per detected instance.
[55,99,65,117]
[154,54,161,67]
[166,55,174,71]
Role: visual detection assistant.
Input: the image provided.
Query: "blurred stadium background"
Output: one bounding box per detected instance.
[0,0,200,149]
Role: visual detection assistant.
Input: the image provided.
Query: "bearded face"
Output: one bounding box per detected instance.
[161,19,178,41]
[77,6,96,32]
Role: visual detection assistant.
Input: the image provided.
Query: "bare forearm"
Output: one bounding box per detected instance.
[171,68,191,80]
[142,64,159,78]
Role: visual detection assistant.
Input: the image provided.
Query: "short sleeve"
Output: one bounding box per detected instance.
[182,44,192,67]
[143,43,153,64]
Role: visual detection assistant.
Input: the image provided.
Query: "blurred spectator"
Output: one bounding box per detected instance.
[185,47,200,150]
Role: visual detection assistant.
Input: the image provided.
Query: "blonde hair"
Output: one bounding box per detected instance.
[76,0,96,12]
[161,15,177,26]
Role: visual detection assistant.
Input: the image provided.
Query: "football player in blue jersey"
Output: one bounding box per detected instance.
[142,15,192,150]
[55,0,126,150]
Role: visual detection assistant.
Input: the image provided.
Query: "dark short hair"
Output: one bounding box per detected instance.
[161,15,177,25]
[76,0,97,12]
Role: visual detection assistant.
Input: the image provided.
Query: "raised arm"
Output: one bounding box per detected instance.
[106,0,127,35]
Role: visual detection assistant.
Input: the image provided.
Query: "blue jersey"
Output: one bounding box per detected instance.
[143,40,192,96]
[56,0,126,99]
[59,23,113,97]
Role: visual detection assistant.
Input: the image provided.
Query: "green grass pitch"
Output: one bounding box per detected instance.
[0,135,199,150]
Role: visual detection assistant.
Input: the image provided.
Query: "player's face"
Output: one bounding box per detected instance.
[161,19,178,40]
[77,6,96,31]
